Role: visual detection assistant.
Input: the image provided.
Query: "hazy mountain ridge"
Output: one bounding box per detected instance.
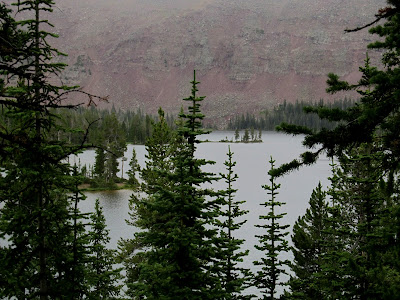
[50,0,385,126]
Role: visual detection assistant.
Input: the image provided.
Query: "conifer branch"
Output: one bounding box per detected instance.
[344,6,396,33]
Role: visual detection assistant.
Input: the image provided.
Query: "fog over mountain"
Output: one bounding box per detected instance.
[50,0,385,125]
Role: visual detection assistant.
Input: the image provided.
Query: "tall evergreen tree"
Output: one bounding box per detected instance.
[287,147,400,299]
[212,146,253,299]
[124,72,223,299]
[63,166,92,299]
[0,1,106,298]
[87,199,122,299]
[102,112,127,183]
[119,107,177,297]
[254,157,290,299]
[287,182,329,299]
[242,129,250,143]
[94,147,106,178]
[274,1,400,176]
[320,146,399,299]
[127,146,140,187]
[235,128,240,141]
[269,2,400,299]
[91,112,126,185]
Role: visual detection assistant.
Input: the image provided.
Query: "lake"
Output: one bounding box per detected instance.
[77,131,331,295]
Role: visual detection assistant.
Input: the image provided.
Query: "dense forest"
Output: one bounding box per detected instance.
[227,98,355,131]
[4,100,351,188]
[2,98,351,146]
[44,100,352,187]
[1,0,400,299]
[50,106,174,146]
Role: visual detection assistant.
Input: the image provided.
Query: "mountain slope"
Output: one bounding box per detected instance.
[50,0,385,125]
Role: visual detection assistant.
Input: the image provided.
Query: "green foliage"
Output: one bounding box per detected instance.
[100,112,127,182]
[127,147,140,187]
[139,107,177,194]
[287,182,329,299]
[42,106,178,187]
[87,199,122,299]
[234,128,240,141]
[0,2,122,298]
[90,112,127,186]
[242,129,250,142]
[122,72,225,299]
[2,0,399,299]
[275,6,400,298]
[254,157,290,299]
[44,106,170,147]
[228,99,354,131]
[94,148,105,177]
[63,166,92,298]
[274,2,400,176]
[119,107,178,297]
[119,108,177,297]
[0,1,90,297]
[212,147,254,299]
[287,145,400,299]
[320,147,400,299]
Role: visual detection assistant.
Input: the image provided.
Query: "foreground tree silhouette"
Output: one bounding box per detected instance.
[274,2,400,298]
[0,1,107,298]
[274,1,400,176]
[254,157,290,299]
[87,199,122,299]
[118,107,177,296]
[287,182,329,299]
[212,147,253,299]
[125,72,224,299]
[323,147,399,299]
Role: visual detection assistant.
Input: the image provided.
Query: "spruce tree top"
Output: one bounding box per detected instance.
[178,70,210,147]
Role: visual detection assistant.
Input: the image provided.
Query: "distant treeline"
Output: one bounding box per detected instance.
[227,98,355,131]
[3,98,355,148]
[48,106,176,145]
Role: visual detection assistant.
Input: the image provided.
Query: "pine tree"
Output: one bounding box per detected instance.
[242,129,250,143]
[213,146,253,299]
[270,2,400,298]
[250,127,257,142]
[319,146,400,299]
[103,113,127,181]
[127,146,140,187]
[87,199,122,299]
[125,71,222,299]
[92,112,127,185]
[94,147,106,178]
[287,182,329,299]
[0,1,107,298]
[139,107,176,194]
[254,157,290,299]
[274,2,400,176]
[235,128,240,142]
[287,149,400,299]
[119,107,177,297]
[0,1,72,297]
[63,166,92,299]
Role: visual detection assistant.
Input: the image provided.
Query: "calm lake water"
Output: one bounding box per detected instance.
[77,131,331,295]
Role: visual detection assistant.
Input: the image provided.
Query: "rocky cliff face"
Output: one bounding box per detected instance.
[49,0,385,126]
